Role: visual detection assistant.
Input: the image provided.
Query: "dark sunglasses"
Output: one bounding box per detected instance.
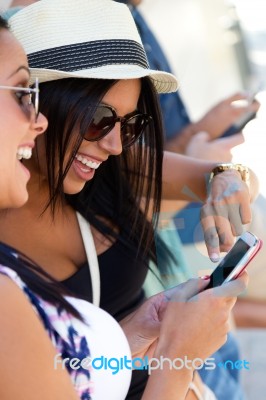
[84,104,152,148]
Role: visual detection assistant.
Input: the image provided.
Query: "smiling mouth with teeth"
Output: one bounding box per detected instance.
[16,147,32,161]
[75,154,101,169]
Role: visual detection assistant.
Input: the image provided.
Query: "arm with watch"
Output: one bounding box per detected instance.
[161,151,259,261]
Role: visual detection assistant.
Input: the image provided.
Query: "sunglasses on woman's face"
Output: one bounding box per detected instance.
[84,104,152,148]
[0,77,39,122]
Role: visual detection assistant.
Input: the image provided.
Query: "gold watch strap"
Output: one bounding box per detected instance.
[209,163,250,188]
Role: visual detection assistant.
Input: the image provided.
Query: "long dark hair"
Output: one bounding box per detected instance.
[0,16,82,318]
[37,76,173,270]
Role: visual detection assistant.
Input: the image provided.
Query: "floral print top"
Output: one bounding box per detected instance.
[0,265,92,399]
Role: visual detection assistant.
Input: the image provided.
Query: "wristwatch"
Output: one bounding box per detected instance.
[209,163,250,188]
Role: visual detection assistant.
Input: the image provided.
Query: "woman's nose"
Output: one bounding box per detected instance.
[98,122,123,155]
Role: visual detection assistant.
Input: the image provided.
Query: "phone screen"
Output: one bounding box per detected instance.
[205,238,251,289]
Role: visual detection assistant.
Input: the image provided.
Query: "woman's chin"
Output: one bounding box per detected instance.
[1,190,29,209]
[63,181,86,195]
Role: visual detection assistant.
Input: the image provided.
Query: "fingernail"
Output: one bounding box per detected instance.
[210,253,220,262]
[200,275,210,280]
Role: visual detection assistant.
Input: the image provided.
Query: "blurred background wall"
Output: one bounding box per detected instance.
[139,0,266,197]
[139,0,264,119]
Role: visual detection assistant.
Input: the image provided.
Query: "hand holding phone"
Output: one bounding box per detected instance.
[204,231,262,290]
[222,92,259,137]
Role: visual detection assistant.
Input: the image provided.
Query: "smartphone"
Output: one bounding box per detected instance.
[222,93,258,137]
[204,231,263,289]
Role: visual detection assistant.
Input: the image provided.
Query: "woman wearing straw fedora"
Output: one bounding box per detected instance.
[0,16,224,400]
[0,18,137,399]
[0,13,218,400]
[0,0,257,399]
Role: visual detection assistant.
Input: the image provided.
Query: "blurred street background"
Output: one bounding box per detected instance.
[139,1,266,398]
[140,0,266,196]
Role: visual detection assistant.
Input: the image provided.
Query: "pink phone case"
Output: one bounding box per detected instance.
[233,239,263,279]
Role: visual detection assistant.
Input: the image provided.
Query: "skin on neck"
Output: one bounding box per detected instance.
[11,0,37,6]
[130,0,142,5]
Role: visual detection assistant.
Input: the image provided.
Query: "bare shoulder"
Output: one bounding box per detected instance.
[0,272,34,321]
[0,272,41,328]
[0,272,79,399]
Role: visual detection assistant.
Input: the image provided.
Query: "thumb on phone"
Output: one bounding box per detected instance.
[169,278,210,303]
[219,132,245,149]
[210,271,249,298]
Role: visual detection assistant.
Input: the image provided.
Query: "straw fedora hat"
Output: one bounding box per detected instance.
[9,0,178,93]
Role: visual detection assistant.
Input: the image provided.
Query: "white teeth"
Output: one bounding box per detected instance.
[75,154,101,169]
[16,147,32,160]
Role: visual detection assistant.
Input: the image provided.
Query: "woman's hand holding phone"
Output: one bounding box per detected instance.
[155,232,254,363]
[153,276,245,364]
[193,92,260,141]
[127,266,249,399]
[222,92,260,137]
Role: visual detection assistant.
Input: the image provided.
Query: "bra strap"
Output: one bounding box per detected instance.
[76,212,100,307]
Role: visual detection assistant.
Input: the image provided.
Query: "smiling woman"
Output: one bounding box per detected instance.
[0,16,132,400]
[0,1,256,399]
[0,19,46,207]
